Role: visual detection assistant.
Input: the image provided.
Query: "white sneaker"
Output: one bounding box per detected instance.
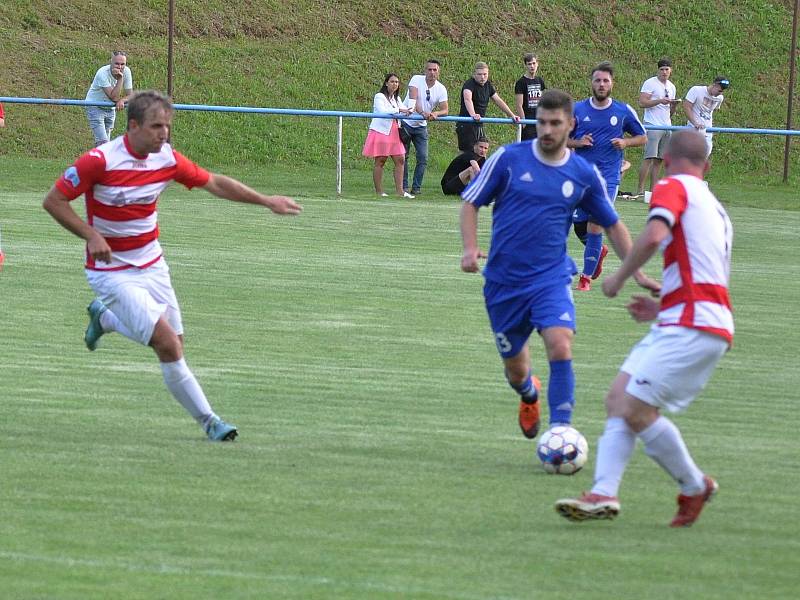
[403,191,415,199]
[380,192,389,197]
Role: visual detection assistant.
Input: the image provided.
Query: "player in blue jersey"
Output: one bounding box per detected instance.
[569,61,647,292]
[460,89,659,440]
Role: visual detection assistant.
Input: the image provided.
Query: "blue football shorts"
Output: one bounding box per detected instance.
[573,182,619,223]
[484,280,576,359]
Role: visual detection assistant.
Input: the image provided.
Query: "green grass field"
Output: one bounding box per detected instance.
[1,163,799,599]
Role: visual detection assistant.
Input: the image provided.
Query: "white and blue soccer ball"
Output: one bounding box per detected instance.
[536,425,589,475]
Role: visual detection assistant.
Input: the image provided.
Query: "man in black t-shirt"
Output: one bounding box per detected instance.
[457,62,519,151]
[514,53,546,141]
[441,137,490,195]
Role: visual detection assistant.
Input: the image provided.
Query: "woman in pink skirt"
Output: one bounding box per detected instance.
[363,73,415,198]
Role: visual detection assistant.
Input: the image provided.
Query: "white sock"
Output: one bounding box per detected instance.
[638,416,706,495]
[100,309,136,340]
[160,358,215,427]
[591,417,637,497]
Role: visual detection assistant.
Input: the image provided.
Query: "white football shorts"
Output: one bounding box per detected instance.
[621,325,728,413]
[85,259,184,346]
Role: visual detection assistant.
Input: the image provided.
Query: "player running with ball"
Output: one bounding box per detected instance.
[460,89,658,443]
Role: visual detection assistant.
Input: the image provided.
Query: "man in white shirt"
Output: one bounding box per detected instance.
[637,58,678,195]
[401,59,449,195]
[85,51,133,146]
[683,76,729,157]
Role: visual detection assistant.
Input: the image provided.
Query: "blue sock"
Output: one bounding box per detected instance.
[583,232,603,277]
[507,370,538,403]
[548,360,575,424]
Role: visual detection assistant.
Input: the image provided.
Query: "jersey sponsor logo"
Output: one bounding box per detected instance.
[519,172,533,182]
[635,378,651,386]
[610,116,618,126]
[582,116,591,122]
[131,160,147,169]
[64,166,80,188]
[561,181,574,198]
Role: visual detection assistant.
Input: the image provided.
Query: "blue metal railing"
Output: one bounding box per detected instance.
[2,96,798,193]
[3,96,799,136]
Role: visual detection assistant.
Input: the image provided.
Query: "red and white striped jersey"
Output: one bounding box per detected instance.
[649,174,734,344]
[55,135,210,270]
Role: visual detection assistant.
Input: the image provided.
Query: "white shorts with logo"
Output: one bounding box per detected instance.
[85,259,183,346]
[621,325,728,413]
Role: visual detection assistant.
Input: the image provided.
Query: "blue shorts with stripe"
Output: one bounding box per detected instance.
[484,279,576,359]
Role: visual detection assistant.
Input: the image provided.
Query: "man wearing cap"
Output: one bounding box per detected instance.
[683,76,729,157]
[637,58,678,195]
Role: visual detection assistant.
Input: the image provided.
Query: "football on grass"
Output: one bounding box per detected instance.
[536,426,589,475]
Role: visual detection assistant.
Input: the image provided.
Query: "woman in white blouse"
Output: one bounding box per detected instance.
[362,73,415,198]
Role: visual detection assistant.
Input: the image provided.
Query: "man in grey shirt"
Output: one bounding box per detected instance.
[85,51,133,145]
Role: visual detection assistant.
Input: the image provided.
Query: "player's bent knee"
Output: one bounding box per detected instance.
[149,319,183,362]
[622,401,659,433]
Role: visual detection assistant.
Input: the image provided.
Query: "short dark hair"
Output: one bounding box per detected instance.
[523,53,538,63]
[538,89,573,114]
[127,90,172,128]
[591,61,614,78]
[426,59,441,67]
[657,58,672,68]
[475,136,490,145]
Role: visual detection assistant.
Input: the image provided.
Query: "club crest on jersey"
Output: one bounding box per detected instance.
[63,166,80,188]
[562,181,574,197]
[610,116,618,126]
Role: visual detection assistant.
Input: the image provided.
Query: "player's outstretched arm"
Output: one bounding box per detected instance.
[42,185,112,263]
[603,220,665,298]
[203,174,302,215]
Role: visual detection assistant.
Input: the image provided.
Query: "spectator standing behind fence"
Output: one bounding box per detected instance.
[85,51,133,146]
[514,53,546,141]
[456,62,520,152]
[637,58,678,196]
[683,76,729,157]
[401,60,449,196]
[0,100,5,128]
[440,137,490,196]
[363,73,416,198]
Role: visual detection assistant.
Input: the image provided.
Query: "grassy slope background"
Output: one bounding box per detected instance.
[0,0,798,184]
